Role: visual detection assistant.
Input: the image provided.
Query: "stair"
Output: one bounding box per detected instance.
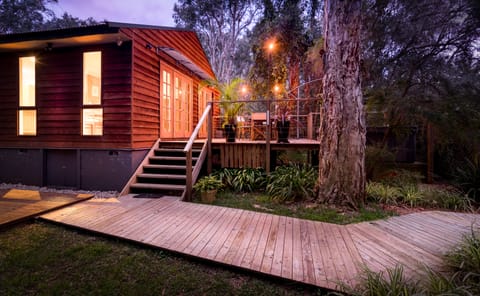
[128,141,203,197]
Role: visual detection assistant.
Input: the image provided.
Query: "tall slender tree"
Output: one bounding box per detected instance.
[173,0,260,82]
[317,0,365,207]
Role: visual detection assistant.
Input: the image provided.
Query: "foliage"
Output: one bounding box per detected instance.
[342,265,420,296]
[421,186,472,211]
[248,0,320,106]
[446,230,480,286]
[366,182,400,204]
[173,0,261,82]
[212,168,266,193]
[378,169,423,187]
[366,181,473,211]
[202,78,246,125]
[397,184,423,207]
[0,0,97,34]
[266,164,317,202]
[365,145,396,181]
[363,0,480,179]
[193,175,224,192]
[0,222,317,295]
[342,232,480,295]
[454,155,480,202]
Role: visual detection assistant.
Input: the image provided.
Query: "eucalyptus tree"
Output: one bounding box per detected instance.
[173,0,261,83]
[317,0,364,207]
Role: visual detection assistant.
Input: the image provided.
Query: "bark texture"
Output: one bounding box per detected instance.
[317,0,365,207]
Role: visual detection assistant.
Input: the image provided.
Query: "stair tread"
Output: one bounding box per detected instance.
[149,156,198,161]
[144,164,188,169]
[155,148,202,153]
[138,173,186,180]
[131,183,186,190]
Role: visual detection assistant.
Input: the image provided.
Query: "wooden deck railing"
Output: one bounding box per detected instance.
[183,103,212,201]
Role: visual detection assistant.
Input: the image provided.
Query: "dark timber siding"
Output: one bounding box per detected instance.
[0,43,132,149]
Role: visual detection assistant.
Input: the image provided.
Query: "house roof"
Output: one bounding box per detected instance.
[0,22,215,80]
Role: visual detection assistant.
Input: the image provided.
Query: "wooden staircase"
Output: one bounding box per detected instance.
[121,141,204,197]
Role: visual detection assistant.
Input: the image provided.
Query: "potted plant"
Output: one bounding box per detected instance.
[274,99,291,143]
[202,78,245,142]
[193,175,224,203]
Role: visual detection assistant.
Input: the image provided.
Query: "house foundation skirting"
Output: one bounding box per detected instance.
[0,148,148,191]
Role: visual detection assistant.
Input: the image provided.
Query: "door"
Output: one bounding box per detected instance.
[198,88,212,138]
[160,64,192,139]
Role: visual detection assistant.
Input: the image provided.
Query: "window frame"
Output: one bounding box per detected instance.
[18,56,37,136]
[82,51,103,136]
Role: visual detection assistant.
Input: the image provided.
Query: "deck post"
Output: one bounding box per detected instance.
[185,149,193,201]
[266,100,271,174]
[207,102,213,174]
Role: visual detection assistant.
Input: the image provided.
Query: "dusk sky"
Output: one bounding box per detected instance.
[48,0,177,27]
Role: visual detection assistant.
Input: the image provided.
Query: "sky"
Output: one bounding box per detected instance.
[48,0,177,27]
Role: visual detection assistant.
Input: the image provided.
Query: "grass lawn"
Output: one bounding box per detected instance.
[197,191,397,224]
[0,222,323,296]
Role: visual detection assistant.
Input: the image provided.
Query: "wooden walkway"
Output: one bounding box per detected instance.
[0,189,92,229]
[40,195,480,291]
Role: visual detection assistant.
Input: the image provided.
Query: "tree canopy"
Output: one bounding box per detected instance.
[0,0,96,34]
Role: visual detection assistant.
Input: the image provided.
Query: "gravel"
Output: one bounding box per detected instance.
[0,183,118,198]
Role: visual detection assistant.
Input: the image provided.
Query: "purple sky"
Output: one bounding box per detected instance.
[49,0,177,27]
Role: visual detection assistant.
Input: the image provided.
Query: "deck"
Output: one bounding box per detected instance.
[211,138,320,169]
[40,195,480,291]
[0,189,92,229]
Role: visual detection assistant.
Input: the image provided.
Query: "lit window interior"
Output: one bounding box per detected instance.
[83,51,101,105]
[19,57,35,107]
[83,108,103,136]
[19,110,36,136]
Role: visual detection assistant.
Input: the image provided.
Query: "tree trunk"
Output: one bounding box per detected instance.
[317,0,365,207]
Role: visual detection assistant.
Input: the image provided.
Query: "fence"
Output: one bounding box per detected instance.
[210,98,322,142]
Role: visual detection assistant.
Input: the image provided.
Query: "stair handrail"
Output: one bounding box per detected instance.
[183,103,212,201]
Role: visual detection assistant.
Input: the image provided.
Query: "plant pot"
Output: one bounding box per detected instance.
[276,120,290,143]
[224,124,236,142]
[200,189,217,203]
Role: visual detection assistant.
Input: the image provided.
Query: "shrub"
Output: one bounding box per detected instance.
[379,169,423,187]
[421,186,472,211]
[454,156,480,202]
[398,184,423,207]
[193,176,224,192]
[342,265,420,296]
[266,164,317,203]
[213,168,266,193]
[366,182,400,204]
[445,230,480,285]
[365,145,396,180]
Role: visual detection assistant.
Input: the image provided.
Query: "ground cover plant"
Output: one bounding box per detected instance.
[366,169,474,211]
[341,231,480,295]
[0,222,320,296]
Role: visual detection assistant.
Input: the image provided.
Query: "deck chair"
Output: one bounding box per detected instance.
[250,112,267,140]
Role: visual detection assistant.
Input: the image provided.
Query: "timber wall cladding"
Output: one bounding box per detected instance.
[121,27,213,148]
[0,53,17,141]
[0,43,132,149]
[219,144,266,168]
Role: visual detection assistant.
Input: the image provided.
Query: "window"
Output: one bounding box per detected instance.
[18,56,36,136]
[82,51,102,135]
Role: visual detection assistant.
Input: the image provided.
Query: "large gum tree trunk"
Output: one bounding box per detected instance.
[317,0,365,207]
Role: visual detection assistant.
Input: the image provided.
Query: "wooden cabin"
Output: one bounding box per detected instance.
[0,22,216,191]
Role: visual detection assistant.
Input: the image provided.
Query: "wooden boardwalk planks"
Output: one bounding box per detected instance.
[0,189,92,228]
[39,196,480,292]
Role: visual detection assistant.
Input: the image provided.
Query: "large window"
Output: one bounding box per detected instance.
[18,56,36,136]
[82,51,102,135]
